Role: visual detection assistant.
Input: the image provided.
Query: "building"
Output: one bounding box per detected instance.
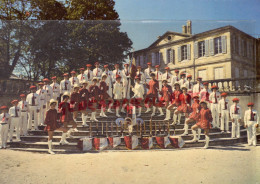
[131,20,257,82]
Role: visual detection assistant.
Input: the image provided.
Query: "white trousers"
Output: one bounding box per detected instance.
[220,110,229,131]
[211,103,219,128]
[20,112,28,136]
[0,124,9,147]
[38,102,46,125]
[9,117,21,141]
[53,92,59,100]
[231,117,240,138]
[28,106,38,130]
[246,121,257,146]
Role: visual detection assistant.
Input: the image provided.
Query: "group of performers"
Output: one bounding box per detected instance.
[0,62,259,154]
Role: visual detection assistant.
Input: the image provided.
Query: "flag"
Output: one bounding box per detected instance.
[77,137,93,151]
[108,136,121,148]
[130,54,137,79]
[141,137,153,149]
[124,135,139,150]
[169,136,185,148]
[155,136,170,149]
[93,137,108,151]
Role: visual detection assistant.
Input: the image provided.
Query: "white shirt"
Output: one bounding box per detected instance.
[50,82,60,95]
[26,93,40,110]
[113,82,124,99]
[102,70,113,86]
[36,88,47,105]
[184,80,193,92]
[154,71,163,81]
[136,71,145,84]
[69,77,79,87]
[112,69,122,82]
[218,98,229,111]
[84,70,93,81]
[144,68,154,81]
[209,91,220,104]
[0,113,11,124]
[171,75,180,85]
[199,88,211,101]
[93,68,103,78]
[179,78,187,87]
[244,109,259,125]
[77,73,87,84]
[132,83,145,99]
[60,79,71,94]
[18,100,29,112]
[43,84,53,100]
[230,104,242,119]
[9,106,21,117]
[193,83,204,94]
[121,68,131,85]
[162,72,172,84]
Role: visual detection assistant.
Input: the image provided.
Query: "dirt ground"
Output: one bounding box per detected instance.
[0,145,259,184]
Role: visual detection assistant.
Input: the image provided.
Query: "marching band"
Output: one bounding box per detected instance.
[0,63,259,153]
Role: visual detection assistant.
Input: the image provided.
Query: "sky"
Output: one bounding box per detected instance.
[114,0,260,51]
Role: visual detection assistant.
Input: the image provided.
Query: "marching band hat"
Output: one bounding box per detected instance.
[38,82,44,85]
[155,65,160,68]
[73,84,80,89]
[82,80,88,84]
[197,77,202,80]
[0,106,8,110]
[49,99,58,105]
[116,75,121,79]
[95,62,99,65]
[135,76,140,80]
[247,102,254,106]
[104,65,108,68]
[181,85,187,90]
[30,85,36,89]
[193,95,199,99]
[221,92,228,97]
[11,100,18,104]
[86,64,92,67]
[80,68,85,71]
[175,70,179,73]
[147,62,151,65]
[187,74,192,78]
[62,91,70,98]
[232,98,239,102]
[203,82,209,86]
[211,85,218,89]
[70,71,76,74]
[180,72,186,76]
[164,67,170,70]
[43,78,49,82]
[51,76,57,80]
[20,94,26,97]
[63,73,69,76]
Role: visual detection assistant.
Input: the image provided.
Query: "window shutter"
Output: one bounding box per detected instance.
[187,44,191,60]
[238,37,241,55]
[171,49,175,64]
[140,55,143,67]
[221,35,227,54]
[209,38,214,56]
[205,40,209,57]
[194,41,198,58]
[178,47,181,62]
[170,49,173,63]
[151,52,155,66]
[164,49,168,64]
[159,52,162,65]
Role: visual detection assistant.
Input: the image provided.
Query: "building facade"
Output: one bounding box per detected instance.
[132,21,257,82]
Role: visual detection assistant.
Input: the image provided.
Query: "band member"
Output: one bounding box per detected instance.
[70,84,81,122]
[136,66,145,85]
[60,73,72,97]
[9,100,21,142]
[179,72,186,86]
[113,75,124,117]
[193,77,203,97]
[43,78,53,110]
[77,68,87,85]
[230,98,242,138]
[112,64,122,82]
[244,102,259,146]
[144,62,154,84]
[93,62,103,81]
[182,95,201,136]
[36,82,47,126]
[50,76,60,101]
[69,71,79,91]
[209,85,220,128]
[18,94,29,136]
[79,80,89,126]
[154,65,163,92]
[100,74,114,117]
[89,77,100,121]
[173,86,192,125]
[0,106,10,149]
[199,82,210,103]
[162,67,172,86]
[171,70,180,86]
[191,101,213,149]
[102,65,113,98]
[45,99,70,154]
[218,92,230,133]
[145,73,164,116]
[59,92,78,135]
[122,63,131,100]
[26,86,40,130]
[167,82,182,122]
[131,76,145,117]
[84,64,93,87]
[185,74,193,97]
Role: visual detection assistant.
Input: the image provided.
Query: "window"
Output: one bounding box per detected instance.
[214,37,222,54]
[243,40,247,57]
[155,52,160,65]
[214,67,223,80]
[198,69,207,81]
[167,49,171,63]
[198,41,205,57]
[181,45,187,60]
[244,70,248,78]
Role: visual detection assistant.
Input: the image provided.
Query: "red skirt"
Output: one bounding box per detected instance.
[61,113,74,123]
[189,112,200,121]
[72,103,80,111]
[196,120,212,130]
[44,123,61,131]
[79,100,88,111]
[100,92,110,100]
[177,103,192,113]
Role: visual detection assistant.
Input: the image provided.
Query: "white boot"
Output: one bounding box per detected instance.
[145,108,151,113]
[137,107,142,117]
[48,140,55,155]
[66,128,73,138]
[191,129,198,142]
[116,108,121,117]
[173,113,177,124]
[101,108,107,117]
[82,114,87,126]
[90,112,94,121]
[60,133,69,145]
[107,103,113,113]
[197,128,201,140]
[204,135,210,149]
[93,112,98,122]
[164,109,171,120]
[182,123,188,135]
[121,104,126,113]
[177,113,182,125]
[100,109,104,117]
[151,106,156,116]
[158,107,164,116]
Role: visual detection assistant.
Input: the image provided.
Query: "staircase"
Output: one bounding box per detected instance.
[8,109,248,153]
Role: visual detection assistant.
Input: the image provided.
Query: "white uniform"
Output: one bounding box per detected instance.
[144,68,154,83]
[209,91,221,128]
[122,68,131,99]
[112,69,122,82]
[102,70,113,98]
[171,75,180,86]
[184,80,193,95]
[154,71,163,92]
[244,109,259,146]
[0,112,10,148]
[50,82,60,100]
[113,82,124,100]
[18,100,29,136]
[193,83,204,96]
[43,84,53,110]
[9,106,21,141]
[60,79,72,95]
[136,71,145,84]
[230,104,242,138]
[77,73,87,85]
[93,68,103,80]
[26,92,40,130]
[69,77,79,91]
[179,78,187,87]
[36,88,47,125]
[132,83,145,99]
[218,98,229,131]
[162,72,172,86]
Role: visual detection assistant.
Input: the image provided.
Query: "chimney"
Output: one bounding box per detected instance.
[186,20,192,35]
[182,25,187,34]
